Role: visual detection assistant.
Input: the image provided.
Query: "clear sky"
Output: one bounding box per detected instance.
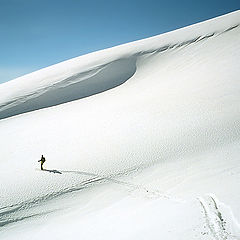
[0,0,239,84]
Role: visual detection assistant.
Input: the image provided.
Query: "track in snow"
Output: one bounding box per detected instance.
[0,167,166,228]
[198,195,240,240]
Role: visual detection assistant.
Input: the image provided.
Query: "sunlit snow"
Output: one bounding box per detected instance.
[0,10,240,240]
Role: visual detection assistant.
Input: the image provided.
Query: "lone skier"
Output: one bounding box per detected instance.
[38,155,46,170]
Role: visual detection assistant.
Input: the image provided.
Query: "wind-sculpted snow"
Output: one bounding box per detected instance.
[0,58,137,119]
[0,12,239,120]
[0,10,240,240]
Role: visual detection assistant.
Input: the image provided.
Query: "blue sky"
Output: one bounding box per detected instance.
[0,0,239,84]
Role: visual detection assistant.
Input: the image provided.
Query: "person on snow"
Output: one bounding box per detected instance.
[38,155,46,170]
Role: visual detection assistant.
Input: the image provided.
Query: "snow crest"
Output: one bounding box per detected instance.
[0,10,240,240]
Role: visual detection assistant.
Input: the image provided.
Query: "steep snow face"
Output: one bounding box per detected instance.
[0,11,240,240]
[0,58,137,119]
[0,10,239,120]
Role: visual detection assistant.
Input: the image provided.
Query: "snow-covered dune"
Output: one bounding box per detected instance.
[0,10,240,240]
[0,10,239,120]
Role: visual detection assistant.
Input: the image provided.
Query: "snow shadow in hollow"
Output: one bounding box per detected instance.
[0,211,52,228]
[0,58,137,120]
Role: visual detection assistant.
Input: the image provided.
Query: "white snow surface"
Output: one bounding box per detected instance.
[1,10,240,240]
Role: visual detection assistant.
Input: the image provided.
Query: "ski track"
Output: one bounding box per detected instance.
[1,11,240,239]
[0,166,172,228]
[0,176,104,227]
[198,195,240,240]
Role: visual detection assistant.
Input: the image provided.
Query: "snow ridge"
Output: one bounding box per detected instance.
[0,22,239,120]
[1,10,240,240]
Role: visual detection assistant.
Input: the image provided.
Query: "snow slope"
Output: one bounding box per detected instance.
[0,10,240,240]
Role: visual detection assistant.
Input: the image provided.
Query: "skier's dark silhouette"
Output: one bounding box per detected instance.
[38,155,46,170]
